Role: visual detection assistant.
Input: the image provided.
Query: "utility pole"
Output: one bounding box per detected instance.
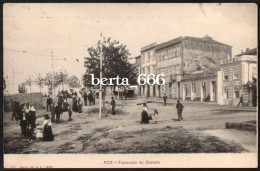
[99,33,103,119]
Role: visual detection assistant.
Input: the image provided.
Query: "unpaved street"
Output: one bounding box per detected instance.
[4,97,257,154]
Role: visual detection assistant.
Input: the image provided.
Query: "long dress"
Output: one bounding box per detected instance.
[141,106,149,124]
[42,119,54,141]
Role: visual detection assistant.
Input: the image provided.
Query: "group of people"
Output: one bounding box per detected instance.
[83,90,96,106]
[140,100,184,124]
[11,100,54,142]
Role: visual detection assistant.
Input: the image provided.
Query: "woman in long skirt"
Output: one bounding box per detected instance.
[42,114,54,141]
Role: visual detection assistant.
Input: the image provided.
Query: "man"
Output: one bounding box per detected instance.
[55,103,62,123]
[163,93,168,106]
[111,97,116,115]
[50,102,56,123]
[11,100,19,121]
[83,92,88,106]
[88,91,92,106]
[92,91,96,105]
[176,100,184,121]
[20,104,28,136]
[237,95,244,107]
[46,95,53,112]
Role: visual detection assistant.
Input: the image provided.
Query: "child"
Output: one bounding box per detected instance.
[153,109,159,124]
[68,105,72,121]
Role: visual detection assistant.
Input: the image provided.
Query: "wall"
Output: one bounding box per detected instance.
[182,39,232,73]
[4,92,44,109]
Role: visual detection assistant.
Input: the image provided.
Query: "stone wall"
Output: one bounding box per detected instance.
[4,92,44,110]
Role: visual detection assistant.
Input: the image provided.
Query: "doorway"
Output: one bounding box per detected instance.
[210,81,216,101]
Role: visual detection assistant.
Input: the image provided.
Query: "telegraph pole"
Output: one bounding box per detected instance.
[99,33,103,119]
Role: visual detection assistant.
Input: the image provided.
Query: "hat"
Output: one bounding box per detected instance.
[30,106,35,111]
[44,114,50,119]
[177,100,180,103]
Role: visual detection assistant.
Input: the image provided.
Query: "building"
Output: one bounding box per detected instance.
[133,55,142,96]
[155,35,232,100]
[217,48,257,106]
[140,43,157,97]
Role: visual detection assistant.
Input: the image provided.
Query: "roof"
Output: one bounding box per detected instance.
[183,36,231,47]
[235,48,257,56]
[141,43,157,52]
[134,55,141,58]
[155,37,182,51]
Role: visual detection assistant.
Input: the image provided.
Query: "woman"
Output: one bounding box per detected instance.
[42,114,54,141]
[77,98,82,113]
[141,103,150,124]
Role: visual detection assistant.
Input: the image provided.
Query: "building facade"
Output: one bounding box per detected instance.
[217,54,257,106]
[140,43,157,97]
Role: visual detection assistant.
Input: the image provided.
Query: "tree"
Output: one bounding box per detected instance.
[18,82,27,93]
[67,75,81,88]
[44,73,53,95]
[35,74,45,92]
[83,36,138,110]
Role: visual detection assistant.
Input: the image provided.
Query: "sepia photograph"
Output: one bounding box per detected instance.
[3,3,258,168]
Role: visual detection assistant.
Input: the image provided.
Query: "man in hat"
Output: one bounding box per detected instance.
[176,100,184,121]
[46,95,53,112]
[111,97,116,115]
[163,93,168,106]
[88,90,92,106]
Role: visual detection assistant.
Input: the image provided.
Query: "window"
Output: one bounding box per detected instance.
[223,88,228,99]
[142,68,145,74]
[152,51,155,61]
[146,52,150,63]
[157,53,161,61]
[192,83,196,93]
[172,66,176,74]
[161,52,165,60]
[223,69,229,80]
[164,50,168,60]
[234,90,239,98]
[176,66,181,74]
[233,67,239,79]
[173,48,176,57]
[176,47,180,56]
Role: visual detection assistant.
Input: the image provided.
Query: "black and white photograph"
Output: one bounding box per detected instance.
[3,3,258,168]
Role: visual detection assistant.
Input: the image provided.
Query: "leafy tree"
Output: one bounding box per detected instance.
[83,36,138,109]
[35,74,45,92]
[67,75,81,88]
[18,82,27,93]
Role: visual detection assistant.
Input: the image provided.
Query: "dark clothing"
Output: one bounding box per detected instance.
[43,124,54,141]
[46,97,53,112]
[88,93,92,106]
[72,98,78,112]
[237,96,244,107]
[163,95,167,106]
[78,102,82,113]
[55,105,62,123]
[68,109,72,121]
[176,103,184,121]
[50,104,56,123]
[27,127,34,141]
[111,99,116,115]
[141,111,150,124]
[20,111,28,136]
[28,111,36,128]
[83,94,88,106]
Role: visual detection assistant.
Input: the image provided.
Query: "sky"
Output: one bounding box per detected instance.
[3,3,257,94]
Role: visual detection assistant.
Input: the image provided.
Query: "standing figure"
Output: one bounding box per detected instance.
[88,91,92,106]
[46,95,53,112]
[176,100,184,121]
[237,95,244,107]
[55,104,62,123]
[42,114,54,141]
[153,109,159,124]
[29,106,36,128]
[68,105,72,121]
[141,103,150,124]
[111,97,116,115]
[11,101,19,121]
[163,93,168,106]
[77,98,83,113]
[92,91,96,105]
[50,102,56,123]
[83,93,88,106]
[72,96,78,112]
[20,105,28,136]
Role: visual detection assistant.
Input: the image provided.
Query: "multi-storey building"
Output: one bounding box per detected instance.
[217,48,257,106]
[155,35,232,100]
[140,43,157,97]
[133,55,142,96]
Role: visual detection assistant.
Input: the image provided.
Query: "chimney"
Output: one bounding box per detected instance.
[246,48,250,52]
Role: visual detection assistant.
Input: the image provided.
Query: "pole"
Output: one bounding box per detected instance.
[99,33,103,119]
[51,52,54,100]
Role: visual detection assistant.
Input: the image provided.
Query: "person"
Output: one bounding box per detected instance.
[83,93,88,106]
[111,97,116,115]
[88,91,92,106]
[46,95,53,112]
[20,104,28,136]
[68,105,72,121]
[92,91,96,105]
[163,93,168,106]
[77,98,83,113]
[176,100,184,121]
[72,96,78,112]
[50,102,56,123]
[153,109,159,124]
[104,101,110,115]
[141,103,150,124]
[29,106,36,129]
[11,101,19,121]
[55,103,62,123]
[237,95,244,107]
[42,114,54,141]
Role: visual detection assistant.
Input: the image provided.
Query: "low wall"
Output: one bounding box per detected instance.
[4,92,44,110]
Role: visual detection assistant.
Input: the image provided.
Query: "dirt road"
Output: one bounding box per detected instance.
[3,96,257,154]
